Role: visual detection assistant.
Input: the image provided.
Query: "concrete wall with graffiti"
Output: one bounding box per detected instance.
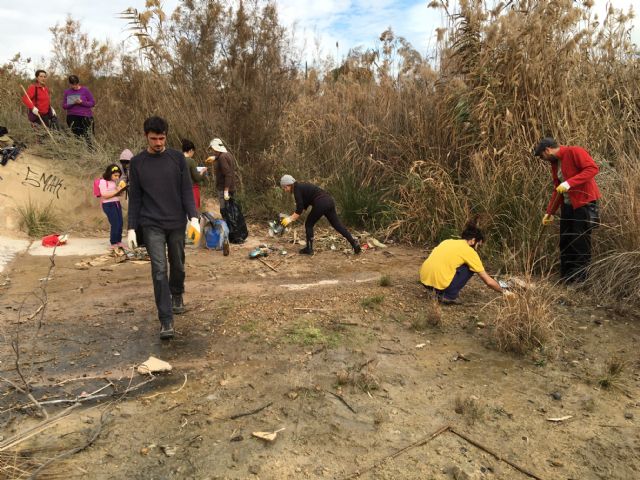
[0,152,105,236]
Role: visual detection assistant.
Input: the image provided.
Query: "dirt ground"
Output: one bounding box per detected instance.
[0,224,639,480]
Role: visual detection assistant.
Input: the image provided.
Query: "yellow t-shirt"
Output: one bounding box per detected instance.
[419,239,485,290]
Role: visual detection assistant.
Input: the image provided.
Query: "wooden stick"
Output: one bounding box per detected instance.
[19,85,56,143]
[229,401,273,420]
[326,390,356,414]
[143,373,188,400]
[342,425,450,479]
[449,428,545,480]
[293,307,332,313]
[0,404,79,451]
[27,409,108,478]
[258,257,278,272]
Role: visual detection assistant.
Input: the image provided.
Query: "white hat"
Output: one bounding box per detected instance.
[280,174,296,187]
[209,138,227,153]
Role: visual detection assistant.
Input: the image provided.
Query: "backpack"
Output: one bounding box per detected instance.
[93,178,102,197]
[201,212,229,250]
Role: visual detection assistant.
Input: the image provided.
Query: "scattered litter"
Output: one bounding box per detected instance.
[452,352,470,362]
[268,219,285,237]
[415,343,427,349]
[113,351,120,356]
[41,234,68,247]
[137,356,173,375]
[546,415,573,422]
[252,428,285,442]
[368,238,386,249]
[161,445,177,457]
[498,280,509,289]
[248,244,270,259]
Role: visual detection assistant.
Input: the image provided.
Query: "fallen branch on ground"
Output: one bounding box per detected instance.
[342,425,450,479]
[449,427,545,480]
[143,373,188,399]
[0,404,80,451]
[228,402,273,420]
[325,390,357,414]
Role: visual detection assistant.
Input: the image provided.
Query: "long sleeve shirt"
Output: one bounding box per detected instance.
[546,146,601,215]
[127,148,197,230]
[214,152,236,192]
[62,86,95,117]
[186,156,205,186]
[293,182,331,215]
[21,84,51,114]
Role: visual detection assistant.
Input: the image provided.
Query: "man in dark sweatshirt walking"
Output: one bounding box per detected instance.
[127,116,200,339]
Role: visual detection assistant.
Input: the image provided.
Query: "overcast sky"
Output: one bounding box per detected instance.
[1,0,637,72]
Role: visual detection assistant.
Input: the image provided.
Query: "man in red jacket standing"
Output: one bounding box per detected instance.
[533,137,601,283]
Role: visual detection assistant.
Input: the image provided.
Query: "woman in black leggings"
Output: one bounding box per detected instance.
[280,175,361,255]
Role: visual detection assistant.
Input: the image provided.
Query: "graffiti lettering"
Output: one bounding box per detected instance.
[22,166,66,199]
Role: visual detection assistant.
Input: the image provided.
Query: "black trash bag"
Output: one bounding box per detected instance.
[221,199,248,244]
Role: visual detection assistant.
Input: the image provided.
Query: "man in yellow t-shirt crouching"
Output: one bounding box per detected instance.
[420,224,509,304]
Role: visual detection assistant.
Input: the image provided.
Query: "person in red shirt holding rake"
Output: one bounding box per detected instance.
[533,137,601,283]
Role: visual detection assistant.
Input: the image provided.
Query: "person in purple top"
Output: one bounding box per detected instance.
[62,75,95,146]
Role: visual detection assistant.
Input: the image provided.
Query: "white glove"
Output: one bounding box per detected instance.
[556,181,570,194]
[31,107,39,115]
[223,190,230,201]
[189,217,201,234]
[50,107,57,117]
[127,229,137,249]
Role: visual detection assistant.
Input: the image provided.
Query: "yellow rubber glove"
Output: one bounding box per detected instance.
[556,181,570,194]
[281,216,292,227]
[118,180,127,189]
[542,214,554,226]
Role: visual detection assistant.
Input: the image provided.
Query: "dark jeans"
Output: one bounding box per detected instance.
[143,226,186,323]
[560,202,597,283]
[305,196,356,246]
[66,114,94,147]
[424,264,474,301]
[102,202,122,245]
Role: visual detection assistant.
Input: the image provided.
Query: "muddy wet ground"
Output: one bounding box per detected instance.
[1,225,639,479]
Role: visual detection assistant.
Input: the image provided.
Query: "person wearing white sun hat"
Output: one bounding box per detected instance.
[206,137,236,214]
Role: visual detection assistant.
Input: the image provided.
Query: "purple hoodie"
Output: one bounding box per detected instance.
[62,86,95,117]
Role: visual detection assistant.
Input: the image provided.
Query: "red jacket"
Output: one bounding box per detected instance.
[21,84,51,114]
[546,146,600,214]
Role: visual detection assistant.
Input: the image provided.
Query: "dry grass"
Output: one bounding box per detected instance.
[17,200,61,238]
[454,395,484,425]
[335,365,380,393]
[412,296,442,329]
[489,284,561,354]
[597,355,630,391]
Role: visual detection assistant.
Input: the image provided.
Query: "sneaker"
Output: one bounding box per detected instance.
[353,241,362,254]
[439,297,460,305]
[172,294,186,314]
[160,319,174,339]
